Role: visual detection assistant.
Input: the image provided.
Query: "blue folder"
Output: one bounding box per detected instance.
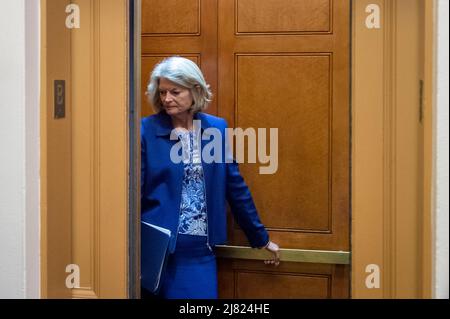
[141,221,172,294]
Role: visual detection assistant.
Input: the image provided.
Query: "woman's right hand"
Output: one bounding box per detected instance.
[263,241,280,266]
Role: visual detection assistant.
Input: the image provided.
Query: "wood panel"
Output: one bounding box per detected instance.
[142,0,200,35]
[141,0,217,117]
[141,0,351,298]
[236,54,332,232]
[218,0,350,298]
[219,0,350,252]
[236,271,330,299]
[218,259,349,299]
[236,0,332,34]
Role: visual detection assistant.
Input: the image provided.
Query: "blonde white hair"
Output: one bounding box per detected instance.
[146,56,212,113]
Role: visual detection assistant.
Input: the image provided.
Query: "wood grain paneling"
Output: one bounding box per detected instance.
[141,0,350,298]
[142,0,200,35]
[236,0,331,34]
[236,271,330,299]
[236,54,332,232]
[217,0,350,298]
[141,0,217,116]
[218,259,349,298]
[219,0,350,253]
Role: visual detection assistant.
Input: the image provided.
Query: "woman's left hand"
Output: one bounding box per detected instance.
[263,241,280,266]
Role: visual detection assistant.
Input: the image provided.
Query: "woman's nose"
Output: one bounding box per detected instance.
[164,92,174,103]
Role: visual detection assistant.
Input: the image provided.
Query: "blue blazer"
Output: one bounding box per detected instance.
[141,111,269,252]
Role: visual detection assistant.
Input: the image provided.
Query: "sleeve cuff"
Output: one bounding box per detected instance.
[258,239,271,250]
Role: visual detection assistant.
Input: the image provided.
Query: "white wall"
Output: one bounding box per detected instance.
[0,0,40,298]
[25,0,41,299]
[435,0,449,300]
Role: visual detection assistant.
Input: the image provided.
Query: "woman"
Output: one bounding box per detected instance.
[141,56,280,299]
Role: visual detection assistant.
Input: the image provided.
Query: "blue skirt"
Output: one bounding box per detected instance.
[158,234,218,299]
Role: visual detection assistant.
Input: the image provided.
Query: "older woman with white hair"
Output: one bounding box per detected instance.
[141,56,280,299]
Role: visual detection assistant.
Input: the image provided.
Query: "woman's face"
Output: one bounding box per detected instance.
[158,78,194,117]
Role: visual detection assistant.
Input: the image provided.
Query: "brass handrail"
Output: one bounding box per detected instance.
[215,245,350,265]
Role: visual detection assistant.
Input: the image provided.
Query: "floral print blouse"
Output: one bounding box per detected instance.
[176,129,208,236]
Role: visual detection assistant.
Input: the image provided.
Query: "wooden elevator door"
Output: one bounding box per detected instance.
[141,0,350,299]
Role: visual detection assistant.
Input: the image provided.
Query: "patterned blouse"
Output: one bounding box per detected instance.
[176,129,208,236]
